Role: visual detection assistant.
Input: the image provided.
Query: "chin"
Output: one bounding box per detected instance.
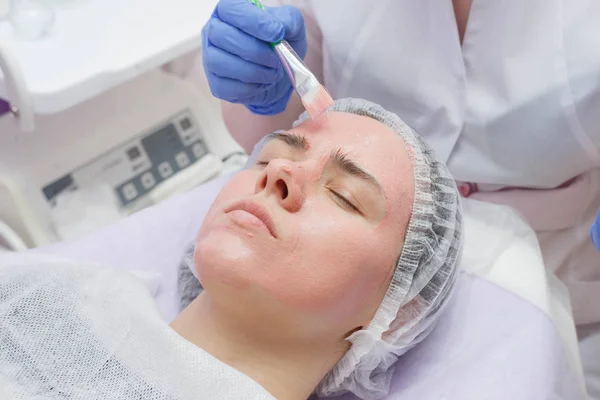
[193,232,258,291]
[193,242,286,331]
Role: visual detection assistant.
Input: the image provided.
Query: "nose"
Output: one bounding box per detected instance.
[255,159,306,212]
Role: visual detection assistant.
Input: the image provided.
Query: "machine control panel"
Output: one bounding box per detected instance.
[42,111,212,208]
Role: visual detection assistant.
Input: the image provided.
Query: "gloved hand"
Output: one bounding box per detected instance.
[202,0,307,115]
[592,209,600,251]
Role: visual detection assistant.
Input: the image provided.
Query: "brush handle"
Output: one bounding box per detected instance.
[247,0,315,98]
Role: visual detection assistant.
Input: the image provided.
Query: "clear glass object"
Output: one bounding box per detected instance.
[35,0,75,4]
[0,0,12,21]
[9,0,55,40]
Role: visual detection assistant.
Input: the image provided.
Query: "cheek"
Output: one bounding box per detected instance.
[200,172,258,221]
[215,172,257,202]
[270,207,398,318]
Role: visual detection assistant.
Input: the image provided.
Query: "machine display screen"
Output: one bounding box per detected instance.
[42,112,207,209]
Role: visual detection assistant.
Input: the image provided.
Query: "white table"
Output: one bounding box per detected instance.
[0,0,217,114]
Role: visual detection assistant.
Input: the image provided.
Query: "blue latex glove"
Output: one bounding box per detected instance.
[592,209,600,251]
[202,0,307,115]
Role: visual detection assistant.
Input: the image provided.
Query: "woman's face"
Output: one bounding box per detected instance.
[194,112,415,341]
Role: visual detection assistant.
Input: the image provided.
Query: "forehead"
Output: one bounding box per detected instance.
[290,112,414,198]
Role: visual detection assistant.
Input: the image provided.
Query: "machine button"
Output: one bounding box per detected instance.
[179,117,192,131]
[141,172,156,189]
[122,183,138,201]
[158,162,173,178]
[175,152,190,168]
[192,142,207,159]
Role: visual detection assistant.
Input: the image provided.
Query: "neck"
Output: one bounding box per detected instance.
[170,292,345,400]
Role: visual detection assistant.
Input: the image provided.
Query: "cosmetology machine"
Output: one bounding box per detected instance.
[0,0,241,250]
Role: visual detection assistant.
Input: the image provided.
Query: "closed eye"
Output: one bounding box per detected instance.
[329,189,360,213]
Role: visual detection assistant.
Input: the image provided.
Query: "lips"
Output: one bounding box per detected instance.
[225,199,278,238]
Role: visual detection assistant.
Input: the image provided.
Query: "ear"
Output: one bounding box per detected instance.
[382,296,422,340]
[345,326,363,338]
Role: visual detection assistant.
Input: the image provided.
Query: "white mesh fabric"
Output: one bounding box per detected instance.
[0,253,275,400]
[291,98,463,400]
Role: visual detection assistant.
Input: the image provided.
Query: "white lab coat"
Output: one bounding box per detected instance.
[271,0,600,327]
[301,0,600,188]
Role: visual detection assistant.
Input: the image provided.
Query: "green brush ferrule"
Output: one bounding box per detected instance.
[249,0,265,10]
[249,0,282,48]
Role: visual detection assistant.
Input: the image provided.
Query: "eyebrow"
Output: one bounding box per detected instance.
[271,132,384,193]
[272,132,308,151]
[329,149,384,193]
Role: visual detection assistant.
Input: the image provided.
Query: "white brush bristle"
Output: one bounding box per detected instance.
[302,84,334,119]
